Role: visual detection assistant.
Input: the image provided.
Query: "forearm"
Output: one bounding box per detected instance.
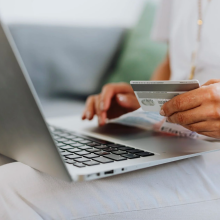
[151,53,171,80]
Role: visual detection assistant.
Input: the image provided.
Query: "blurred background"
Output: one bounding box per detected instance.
[0,0,167,118]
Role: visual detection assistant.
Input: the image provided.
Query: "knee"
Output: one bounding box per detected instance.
[0,162,34,191]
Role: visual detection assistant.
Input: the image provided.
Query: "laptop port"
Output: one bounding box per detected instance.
[104,170,114,175]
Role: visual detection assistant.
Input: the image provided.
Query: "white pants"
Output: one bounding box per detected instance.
[1,151,220,220]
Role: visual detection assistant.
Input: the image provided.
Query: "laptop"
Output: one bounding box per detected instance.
[0,21,219,182]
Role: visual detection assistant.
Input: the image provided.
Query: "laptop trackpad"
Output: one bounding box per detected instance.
[85,123,166,141]
[83,123,212,155]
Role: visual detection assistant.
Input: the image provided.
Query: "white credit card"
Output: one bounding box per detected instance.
[130,80,200,112]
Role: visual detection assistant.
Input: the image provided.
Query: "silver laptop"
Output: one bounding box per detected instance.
[0,21,219,182]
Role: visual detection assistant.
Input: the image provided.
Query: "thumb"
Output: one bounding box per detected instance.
[202,79,220,86]
[116,94,140,110]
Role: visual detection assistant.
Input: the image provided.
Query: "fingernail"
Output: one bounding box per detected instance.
[100,101,105,111]
[86,111,91,119]
[160,108,166,116]
[118,95,126,102]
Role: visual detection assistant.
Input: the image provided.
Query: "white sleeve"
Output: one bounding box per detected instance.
[151,0,173,42]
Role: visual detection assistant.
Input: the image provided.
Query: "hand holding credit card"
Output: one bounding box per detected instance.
[130,80,200,112]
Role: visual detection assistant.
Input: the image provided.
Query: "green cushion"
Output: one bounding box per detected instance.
[106,2,167,83]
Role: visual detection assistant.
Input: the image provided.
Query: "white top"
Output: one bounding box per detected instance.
[152,0,220,85]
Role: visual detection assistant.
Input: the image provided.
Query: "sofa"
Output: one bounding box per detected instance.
[8,2,167,118]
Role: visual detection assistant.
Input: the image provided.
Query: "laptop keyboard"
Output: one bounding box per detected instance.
[50,127,154,168]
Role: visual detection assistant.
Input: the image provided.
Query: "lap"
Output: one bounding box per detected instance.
[1,151,220,220]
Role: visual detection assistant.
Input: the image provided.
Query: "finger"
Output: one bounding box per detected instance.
[161,86,207,117]
[99,112,107,126]
[94,96,106,126]
[100,83,134,112]
[167,105,211,125]
[82,109,86,120]
[95,94,103,116]
[95,95,101,117]
[82,113,86,120]
[197,131,220,139]
[182,120,220,133]
[116,94,140,110]
[202,79,220,86]
[82,96,95,120]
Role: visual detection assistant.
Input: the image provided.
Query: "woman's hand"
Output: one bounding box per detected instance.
[82,82,140,126]
[160,79,220,138]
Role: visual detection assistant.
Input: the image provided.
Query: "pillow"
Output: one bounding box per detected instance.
[9,25,125,98]
[106,2,167,84]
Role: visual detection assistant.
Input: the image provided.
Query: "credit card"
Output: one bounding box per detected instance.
[130,80,200,112]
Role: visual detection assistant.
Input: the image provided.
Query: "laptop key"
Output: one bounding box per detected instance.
[83,161,99,166]
[84,153,99,159]
[65,159,76,164]
[78,140,92,144]
[53,134,59,138]
[63,140,77,145]
[112,150,127,155]
[104,154,127,161]
[86,142,101,147]
[107,144,125,148]
[77,145,92,150]
[60,146,72,150]
[65,154,81,159]
[63,135,77,139]
[70,143,84,147]
[126,149,144,154]
[123,154,140,159]
[53,130,64,134]
[57,138,68,142]
[104,147,118,152]
[74,162,86,168]
[86,148,100,153]
[60,151,72,156]
[66,148,82,153]
[95,151,110,156]
[75,150,90,156]
[73,138,85,142]
[74,158,90,163]
[94,145,108,150]
[93,157,113,164]
[94,140,113,145]
[136,152,154,157]
[118,146,134,151]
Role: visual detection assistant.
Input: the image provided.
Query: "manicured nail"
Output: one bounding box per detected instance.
[100,101,105,111]
[86,111,91,119]
[118,95,126,102]
[160,109,165,116]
